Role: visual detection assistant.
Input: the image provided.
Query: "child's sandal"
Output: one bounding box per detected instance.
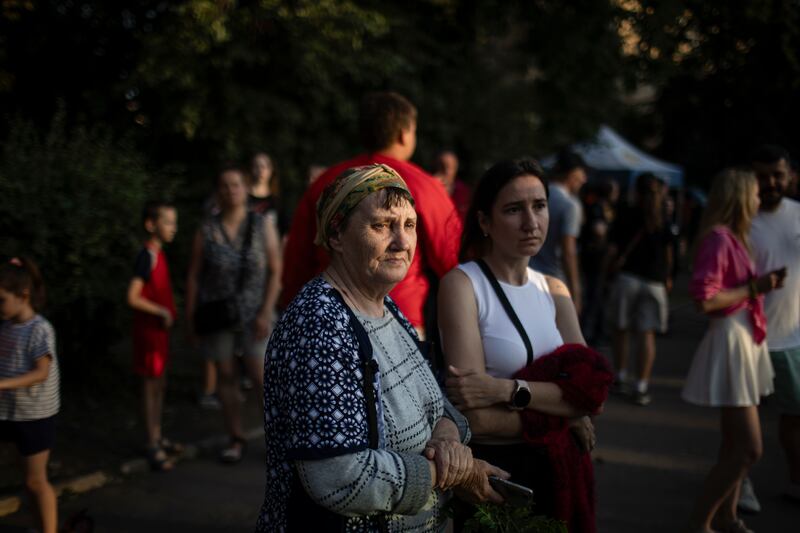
[146,446,174,472]
[159,437,184,455]
[219,436,247,464]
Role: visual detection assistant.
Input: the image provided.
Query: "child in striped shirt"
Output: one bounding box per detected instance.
[0,257,59,533]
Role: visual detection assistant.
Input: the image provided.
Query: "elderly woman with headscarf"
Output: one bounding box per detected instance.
[256,164,508,532]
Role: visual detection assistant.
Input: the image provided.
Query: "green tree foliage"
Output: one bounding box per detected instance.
[618,0,800,181]
[0,109,180,385]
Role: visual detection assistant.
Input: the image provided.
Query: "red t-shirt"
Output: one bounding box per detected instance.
[281,154,462,327]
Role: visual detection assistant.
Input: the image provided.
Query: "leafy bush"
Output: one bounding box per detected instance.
[463,503,567,533]
[0,109,181,387]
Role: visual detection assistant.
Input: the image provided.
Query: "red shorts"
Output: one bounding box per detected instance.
[133,327,170,378]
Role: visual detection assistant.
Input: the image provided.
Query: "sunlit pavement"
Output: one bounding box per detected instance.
[594,295,798,532]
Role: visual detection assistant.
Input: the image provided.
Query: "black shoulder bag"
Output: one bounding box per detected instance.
[193,213,254,335]
[474,259,534,367]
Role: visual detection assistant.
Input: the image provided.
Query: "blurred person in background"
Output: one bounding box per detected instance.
[682,168,785,533]
[529,149,586,316]
[607,173,675,406]
[432,149,472,222]
[186,167,281,464]
[579,178,619,343]
[281,91,461,338]
[248,152,289,238]
[744,145,800,511]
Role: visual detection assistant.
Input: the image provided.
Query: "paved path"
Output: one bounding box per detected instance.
[594,298,798,532]
[1,438,266,533]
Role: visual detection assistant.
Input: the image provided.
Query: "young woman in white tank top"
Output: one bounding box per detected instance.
[437,158,596,524]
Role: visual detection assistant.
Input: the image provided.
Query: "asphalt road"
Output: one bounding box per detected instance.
[2,439,266,533]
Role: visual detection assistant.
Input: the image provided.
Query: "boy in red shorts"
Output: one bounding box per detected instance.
[126,201,180,471]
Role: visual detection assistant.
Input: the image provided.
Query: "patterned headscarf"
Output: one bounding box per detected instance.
[315,163,414,249]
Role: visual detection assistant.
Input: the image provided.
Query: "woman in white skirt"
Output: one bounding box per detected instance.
[683,168,786,533]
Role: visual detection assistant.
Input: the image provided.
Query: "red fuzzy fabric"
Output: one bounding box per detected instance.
[513,343,613,533]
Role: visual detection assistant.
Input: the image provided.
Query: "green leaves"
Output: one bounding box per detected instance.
[462,503,568,533]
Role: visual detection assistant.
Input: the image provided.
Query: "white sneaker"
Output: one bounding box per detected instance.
[737,477,761,514]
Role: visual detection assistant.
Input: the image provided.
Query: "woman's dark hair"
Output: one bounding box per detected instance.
[550,149,586,180]
[0,257,46,311]
[214,164,245,188]
[460,158,547,262]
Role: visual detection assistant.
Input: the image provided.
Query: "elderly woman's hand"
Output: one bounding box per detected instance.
[453,459,509,504]
[424,439,473,490]
[446,366,508,410]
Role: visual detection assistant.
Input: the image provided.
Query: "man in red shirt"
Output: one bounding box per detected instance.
[281,92,462,336]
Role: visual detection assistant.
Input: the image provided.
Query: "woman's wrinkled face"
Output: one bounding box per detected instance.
[217,170,248,209]
[479,174,549,260]
[330,190,417,290]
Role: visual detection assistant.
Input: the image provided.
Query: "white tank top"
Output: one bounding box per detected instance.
[457,262,564,379]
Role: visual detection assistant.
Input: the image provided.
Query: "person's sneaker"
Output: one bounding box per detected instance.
[737,477,761,514]
[198,392,222,410]
[630,390,652,406]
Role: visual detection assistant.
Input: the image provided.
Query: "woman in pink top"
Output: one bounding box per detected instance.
[683,168,786,533]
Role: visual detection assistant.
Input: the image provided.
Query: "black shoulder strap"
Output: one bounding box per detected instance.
[332,288,388,532]
[474,259,533,367]
[330,288,380,450]
[235,212,255,293]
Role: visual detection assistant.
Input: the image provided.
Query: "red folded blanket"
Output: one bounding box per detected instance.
[513,343,613,533]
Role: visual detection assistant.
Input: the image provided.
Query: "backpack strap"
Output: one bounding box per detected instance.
[474,259,534,367]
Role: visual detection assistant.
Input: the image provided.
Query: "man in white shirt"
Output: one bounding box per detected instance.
[749,144,800,505]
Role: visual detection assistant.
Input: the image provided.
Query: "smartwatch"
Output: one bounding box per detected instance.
[509,379,532,410]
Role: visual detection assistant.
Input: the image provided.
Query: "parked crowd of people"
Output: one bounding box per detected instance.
[2,90,799,533]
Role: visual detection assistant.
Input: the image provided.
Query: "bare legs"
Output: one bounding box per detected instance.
[612,328,656,390]
[638,330,656,386]
[216,354,264,455]
[688,406,762,532]
[23,450,57,533]
[203,359,217,396]
[142,375,166,447]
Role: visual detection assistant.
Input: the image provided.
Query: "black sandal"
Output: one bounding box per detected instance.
[145,446,174,472]
[219,436,247,464]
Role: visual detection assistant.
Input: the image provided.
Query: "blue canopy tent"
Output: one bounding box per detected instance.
[545,125,685,190]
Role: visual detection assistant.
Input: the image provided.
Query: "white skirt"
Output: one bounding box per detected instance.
[682,309,774,407]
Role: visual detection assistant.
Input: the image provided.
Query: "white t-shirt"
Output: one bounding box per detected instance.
[750,198,800,350]
[456,262,564,378]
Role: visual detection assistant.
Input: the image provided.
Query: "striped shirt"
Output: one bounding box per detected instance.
[0,315,60,421]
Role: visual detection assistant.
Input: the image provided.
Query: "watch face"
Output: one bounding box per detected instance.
[513,387,531,408]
